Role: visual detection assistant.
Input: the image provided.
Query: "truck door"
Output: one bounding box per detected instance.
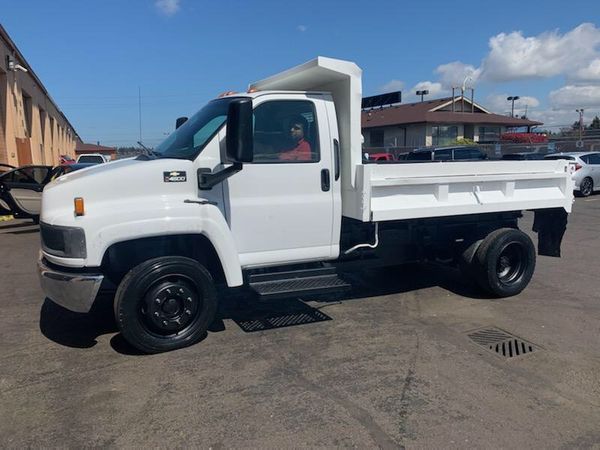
[224,95,336,267]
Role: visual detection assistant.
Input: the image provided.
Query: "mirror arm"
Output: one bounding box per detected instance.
[197,163,243,190]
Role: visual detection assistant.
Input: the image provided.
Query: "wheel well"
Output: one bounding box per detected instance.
[102,234,226,285]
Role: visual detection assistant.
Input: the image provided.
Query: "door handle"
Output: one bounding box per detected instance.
[321,169,330,192]
[333,139,340,181]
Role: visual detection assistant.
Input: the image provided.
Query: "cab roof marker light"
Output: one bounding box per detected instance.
[74,197,85,216]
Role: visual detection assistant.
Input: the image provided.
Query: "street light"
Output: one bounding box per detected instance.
[416,90,429,102]
[576,108,585,146]
[507,96,520,117]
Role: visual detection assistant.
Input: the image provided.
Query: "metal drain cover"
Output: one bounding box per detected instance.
[467,327,540,359]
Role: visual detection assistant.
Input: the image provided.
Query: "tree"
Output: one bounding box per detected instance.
[588,116,600,130]
[572,120,582,130]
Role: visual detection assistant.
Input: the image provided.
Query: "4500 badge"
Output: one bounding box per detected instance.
[163,171,187,182]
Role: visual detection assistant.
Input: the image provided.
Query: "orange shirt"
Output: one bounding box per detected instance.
[279,139,312,161]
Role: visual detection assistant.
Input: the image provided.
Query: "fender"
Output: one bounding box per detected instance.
[93,204,243,286]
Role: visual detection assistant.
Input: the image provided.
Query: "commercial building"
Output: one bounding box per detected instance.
[362,96,541,149]
[0,24,79,167]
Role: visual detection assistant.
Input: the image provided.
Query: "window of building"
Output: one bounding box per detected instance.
[370,129,384,148]
[22,90,33,138]
[432,125,458,146]
[252,100,319,163]
[478,126,501,143]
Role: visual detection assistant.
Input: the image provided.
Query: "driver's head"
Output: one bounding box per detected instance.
[289,115,308,142]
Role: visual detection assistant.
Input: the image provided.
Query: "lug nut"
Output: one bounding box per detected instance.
[185,309,191,315]
[163,320,168,326]
[179,288,184,293]
[154,312,159,317]
[155,298,161,304]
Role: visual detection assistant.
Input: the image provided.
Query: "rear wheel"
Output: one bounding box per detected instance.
[579,177,593,197]
[114,256,217,353]
[473,228,536,297]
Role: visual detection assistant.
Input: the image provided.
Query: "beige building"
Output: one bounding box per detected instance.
[0,24,79,167]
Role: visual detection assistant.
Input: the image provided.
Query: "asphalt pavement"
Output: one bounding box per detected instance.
[0,199,599,448]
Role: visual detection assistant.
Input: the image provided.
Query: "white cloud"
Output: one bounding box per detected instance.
[378,79,404,93]
[412,81,445,96]
[480,24,600,82]
[485,94,540,116]
[549,85,600,108]
[297,25,308,32]
[155,0,180,16]
[575,59,600,83]
[435,61,481,88]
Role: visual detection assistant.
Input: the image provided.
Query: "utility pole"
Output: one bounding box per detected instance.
[576,108,585,147]
[507,96,520,117]
[138,86,142,143]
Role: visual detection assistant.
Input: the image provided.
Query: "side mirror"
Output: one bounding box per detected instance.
[175,117,188,129]
[226,99,253,163]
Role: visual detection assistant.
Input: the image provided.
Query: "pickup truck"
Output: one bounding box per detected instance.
[38,57,574,353]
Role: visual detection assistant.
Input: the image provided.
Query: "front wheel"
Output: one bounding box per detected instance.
[473,228,536,297]
[114,256,218,353]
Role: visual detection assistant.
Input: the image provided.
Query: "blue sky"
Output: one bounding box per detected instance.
[2,0,600,146]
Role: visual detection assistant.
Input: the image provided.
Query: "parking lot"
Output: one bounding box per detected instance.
[0,199,599,448]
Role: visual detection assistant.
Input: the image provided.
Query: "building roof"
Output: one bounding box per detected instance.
[362,96,542,128]
[75,143,116,154]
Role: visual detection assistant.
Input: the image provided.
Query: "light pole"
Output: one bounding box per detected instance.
[507,96,520,117]
[416,89,429,102]
[576,108,585,145]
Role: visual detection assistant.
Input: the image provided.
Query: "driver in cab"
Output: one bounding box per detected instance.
[278,116,312,161]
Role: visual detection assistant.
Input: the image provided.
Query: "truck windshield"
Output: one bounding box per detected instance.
[154,98,235,160]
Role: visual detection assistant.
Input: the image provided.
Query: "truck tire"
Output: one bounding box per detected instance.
[114,256,217,353]
[474,228,536,297]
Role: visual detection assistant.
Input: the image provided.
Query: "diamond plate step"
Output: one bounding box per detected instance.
[249,274,351,300]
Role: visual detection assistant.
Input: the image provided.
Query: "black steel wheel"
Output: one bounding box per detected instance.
[579,177,593,197]
[114,256,217,353]
[474,228,536,297]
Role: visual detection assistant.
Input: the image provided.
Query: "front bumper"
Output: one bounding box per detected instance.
[37,254,104,313]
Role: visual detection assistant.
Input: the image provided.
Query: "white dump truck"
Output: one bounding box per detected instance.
[38,57,574,353]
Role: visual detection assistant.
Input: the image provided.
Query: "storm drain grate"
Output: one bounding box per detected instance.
[467,327,540,359]
[234,309,332,333]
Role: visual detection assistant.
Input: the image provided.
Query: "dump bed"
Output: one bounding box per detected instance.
[347,159,575,222]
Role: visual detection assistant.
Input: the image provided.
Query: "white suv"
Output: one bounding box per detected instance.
[76,153,110,164]
[544,152,600,197]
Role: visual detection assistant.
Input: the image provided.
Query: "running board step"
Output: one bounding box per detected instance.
[248,269,351,300]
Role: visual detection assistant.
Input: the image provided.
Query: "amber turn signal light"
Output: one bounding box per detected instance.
[74,197,85,216]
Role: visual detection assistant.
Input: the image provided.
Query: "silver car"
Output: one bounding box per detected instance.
[544,152,600,197]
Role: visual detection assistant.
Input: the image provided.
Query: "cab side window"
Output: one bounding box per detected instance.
[252,100,320,163]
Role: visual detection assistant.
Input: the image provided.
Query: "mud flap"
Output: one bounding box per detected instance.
[532,208,568,257]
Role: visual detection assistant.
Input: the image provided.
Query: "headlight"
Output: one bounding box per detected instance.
[40,223,87,258]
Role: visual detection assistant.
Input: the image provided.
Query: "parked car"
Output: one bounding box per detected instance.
[544,152,600,197]
[405,146,487,162]
[0,163,95,221]
[365,152,395,162]
[502,152,547,161]
[60,154,76,165]
[76,153,110,164]
[0,163,15,176]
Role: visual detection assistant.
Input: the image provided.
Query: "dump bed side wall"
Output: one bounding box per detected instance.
[342,160,574,222]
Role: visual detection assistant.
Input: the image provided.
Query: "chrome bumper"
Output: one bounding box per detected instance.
[37,255,104,313]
